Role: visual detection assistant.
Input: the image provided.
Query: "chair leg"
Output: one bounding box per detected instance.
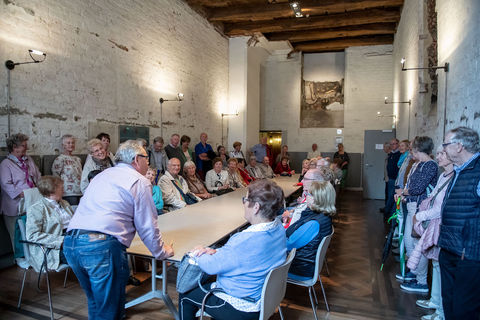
[308,286,318,320]
[278,305,284,320]
[63,268,69,288]
[311,284,319,305]
[319,276,330,312]
[324,258,330,277]
[17,269,28,308]
[45,271,54,320]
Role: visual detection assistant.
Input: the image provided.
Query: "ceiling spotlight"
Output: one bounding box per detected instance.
[177,93,184,101]
[290,2,303,18]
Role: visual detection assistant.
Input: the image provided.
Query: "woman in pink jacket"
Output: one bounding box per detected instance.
[408,147,453,320]
[0,133,41,267]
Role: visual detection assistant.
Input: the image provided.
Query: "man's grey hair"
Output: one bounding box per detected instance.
[250,156,257,161]
[449,126,480,153]
[153,136,164,144]
[168,157,180,165]
[115,140,145,164]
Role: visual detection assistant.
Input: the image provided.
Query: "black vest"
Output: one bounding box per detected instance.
[286,208,332,278]
[438,155,480,261]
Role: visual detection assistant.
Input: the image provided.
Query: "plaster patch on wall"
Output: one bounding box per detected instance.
[0,107,30,115]
[34,112,67,121]
[108,39,129,52]
[3,0,35,15]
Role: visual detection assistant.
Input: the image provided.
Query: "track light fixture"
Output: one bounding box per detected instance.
[290,2,303,18]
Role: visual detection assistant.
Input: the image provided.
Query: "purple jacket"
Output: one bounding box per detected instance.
[0,156,41,216]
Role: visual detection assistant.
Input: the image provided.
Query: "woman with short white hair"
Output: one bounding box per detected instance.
[80,138,113,193]
[52,134,83,205]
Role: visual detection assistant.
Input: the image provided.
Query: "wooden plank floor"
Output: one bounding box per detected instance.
[0,191,427,319]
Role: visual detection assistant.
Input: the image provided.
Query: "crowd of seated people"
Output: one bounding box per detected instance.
[0,130,341,320]
[4,126,479,320]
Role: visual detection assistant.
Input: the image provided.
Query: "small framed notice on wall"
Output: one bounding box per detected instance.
[335,136,343,146]
[119,125,150,145]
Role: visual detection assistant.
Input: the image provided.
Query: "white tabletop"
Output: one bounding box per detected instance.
[127,175,301,261]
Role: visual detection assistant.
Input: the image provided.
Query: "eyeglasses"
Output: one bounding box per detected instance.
[137,154,148,158]
[242,196,251,204]
[442,142,457,148]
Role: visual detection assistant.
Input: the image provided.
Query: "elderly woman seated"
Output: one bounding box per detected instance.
[226,158,247,188]
[283,181,335,280]
[183,161,214,200]
[26,176,74,272]
[81,138,114,193]
[179,179,287,320]
[205,157,232,195]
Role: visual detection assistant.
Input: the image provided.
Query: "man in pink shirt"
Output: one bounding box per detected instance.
[64,140,174,320]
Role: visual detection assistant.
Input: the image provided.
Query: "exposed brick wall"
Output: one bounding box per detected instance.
[0,0,228,154]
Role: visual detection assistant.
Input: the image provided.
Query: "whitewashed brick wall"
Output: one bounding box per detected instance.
[261,45,393,153]
[0,0,228,155]
[393,0,480,148]
[437,0,480,134]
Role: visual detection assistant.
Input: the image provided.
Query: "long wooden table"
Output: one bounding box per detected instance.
[126,175,301,319]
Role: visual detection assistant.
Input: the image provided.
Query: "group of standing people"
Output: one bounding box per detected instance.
[381,126,480,320]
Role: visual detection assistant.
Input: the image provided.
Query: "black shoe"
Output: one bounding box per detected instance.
[128,276,141,286]
[379,207,385,213]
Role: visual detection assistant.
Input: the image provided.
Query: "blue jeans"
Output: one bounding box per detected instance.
[63,232,129,320]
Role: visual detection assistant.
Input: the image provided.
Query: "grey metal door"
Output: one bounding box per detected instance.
[363,130,395,199]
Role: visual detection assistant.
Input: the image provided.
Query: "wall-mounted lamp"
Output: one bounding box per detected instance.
[5,49,47,70]
[5,49,47,137]
[400,57,449,72]
[221,111,239,146]
[159,93,184,137]
[290,2,303,18]
[384,97,411,105]
[377,112,397,129]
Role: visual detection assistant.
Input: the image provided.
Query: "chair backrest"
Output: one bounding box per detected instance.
[17,219,31,262]
[307,227,335,287]
[259,248,296,320]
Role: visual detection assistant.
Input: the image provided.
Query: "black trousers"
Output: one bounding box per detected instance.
[439,249,480,320]
[179,283,259,320]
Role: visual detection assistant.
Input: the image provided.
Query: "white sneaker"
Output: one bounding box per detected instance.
[421,310,444,320]
[15,258,30,269]
[416,299,439,309]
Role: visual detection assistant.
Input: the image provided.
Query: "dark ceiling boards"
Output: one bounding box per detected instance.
[185,0,404,53]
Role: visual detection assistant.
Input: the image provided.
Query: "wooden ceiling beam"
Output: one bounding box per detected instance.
[293,35,394,53]
[208,0,403,23]
[224,8,401,35]
[186,0,269,9]
[265,23,397,42]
